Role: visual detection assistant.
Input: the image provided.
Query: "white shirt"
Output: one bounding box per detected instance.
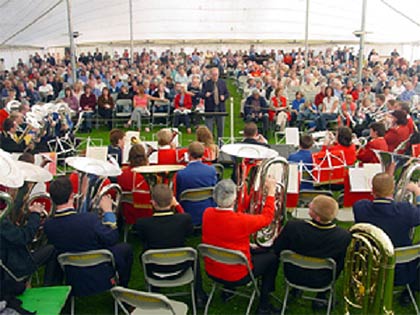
[323,96,339,113]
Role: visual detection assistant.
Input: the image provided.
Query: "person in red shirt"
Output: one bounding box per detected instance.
[118,144,153,223]
[340,95,357,127]
[321,126,357,166]
[156,128,177,165]
[173,84,193,134]
[314,83,326,108]
[202,178,280,314]
[357,122,388,164]
[269,87,289,131]
[396,101,415,135]
[385,110,411,153]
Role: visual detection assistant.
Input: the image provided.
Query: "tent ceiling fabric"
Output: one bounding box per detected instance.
[0,0,419,48]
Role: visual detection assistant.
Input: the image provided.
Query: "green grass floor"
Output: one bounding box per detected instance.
[36,79,419,314]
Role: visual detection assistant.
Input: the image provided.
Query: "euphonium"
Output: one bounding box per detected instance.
[91,183,122,215]
[248,156,289,247]
[343,223,395,315]
[0,191,13,222]
[373,150,420,203]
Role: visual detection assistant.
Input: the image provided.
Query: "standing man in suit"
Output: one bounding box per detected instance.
[44,176,133,295]
[201,67,229,141]
[176,141,217,226]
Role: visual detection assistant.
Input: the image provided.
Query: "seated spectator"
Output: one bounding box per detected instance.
[290,91,305,125]
[134,184,207,307]
[244,89,269,138]
[296,100,318,130]
[353,173,420,305]
[151,82,170,115]
[269,87,289,132]
[176,142,217,226]
[357,122,388,164]
[273,195,351,311]
[316,86,339,131]
[156,128,177,164]
[288,134,314,190]
[62,87,79,114]
[202,178,280,315]
[340,94,356,127]
[321,126,357,166]
[38,77,54,102]
[79,85,97,133]
[97,87,115,130]
[396,101,415,135]
[117,85,132,100]
[384,110,410,152]
[174,84,193,134]
[118,144,153,222]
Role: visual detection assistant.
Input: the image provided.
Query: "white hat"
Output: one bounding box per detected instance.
[0,149,24,188]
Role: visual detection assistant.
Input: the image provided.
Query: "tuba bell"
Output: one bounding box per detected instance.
[0,191,13,222]
[248,156,289,247]
[343,223,395,315]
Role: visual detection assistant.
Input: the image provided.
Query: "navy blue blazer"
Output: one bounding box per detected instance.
[244,95,268,117]
[353,197,420,286]
[201,79,229,112]
[288,149,313,190]
[176,161,217,225]
[44,209,119,296]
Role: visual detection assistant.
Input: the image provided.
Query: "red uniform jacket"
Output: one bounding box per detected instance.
[174,93,192,110]
[117,165,152,223]
[269,96,289,122]
[357,137,388,164]
[202,196,274,281]
[385,125,410,152]
[0,109,9,131]
[157,148,178,165]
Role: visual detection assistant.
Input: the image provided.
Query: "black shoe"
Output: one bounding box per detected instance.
[312,300,328,311]
[256,303,282,315]
[221,289,235,302]
[398,289,411,307]
[196,293,208,309]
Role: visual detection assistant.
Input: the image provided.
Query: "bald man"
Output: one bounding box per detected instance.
[273,195,351,311]
[353,172,420,305]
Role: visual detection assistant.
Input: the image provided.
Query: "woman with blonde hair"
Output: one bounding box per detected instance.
[196,125,219,162]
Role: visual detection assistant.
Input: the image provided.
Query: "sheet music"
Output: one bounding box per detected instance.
[349,163,382,192]
[86,146,108,161]
[287,163,299,194]
[285,127,299,146]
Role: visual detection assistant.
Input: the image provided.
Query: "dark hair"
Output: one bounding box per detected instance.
[336,126,353,147]
[3,118,14,132]
[151,184,173,209]
[128,144,148,167]
[325,86,334,96]
[18,152,35,164]
[299,134,314,149]
[243,122,258,138]
[369,122,386,137]
[188,141,205,159]
[391,110,407,125]
[109,129,125,146]
[50,176,73,206]
[397,101,410,114]
[375,94,385,102]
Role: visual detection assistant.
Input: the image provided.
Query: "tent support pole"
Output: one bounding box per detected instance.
[304,0,310,68]
[65,0,77,84]
[357,0,367,83]
[129,0,134,64]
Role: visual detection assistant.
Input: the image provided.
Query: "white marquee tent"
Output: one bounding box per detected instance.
[0,0,419,68]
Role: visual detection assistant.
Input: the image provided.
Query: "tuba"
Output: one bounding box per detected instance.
[343,223,395,315]
[374,150,420,203]
[221,143,287,247]
[132,164,185,189]
[65,156,123,215]
[0,191,13,222]
[248,156,289,247]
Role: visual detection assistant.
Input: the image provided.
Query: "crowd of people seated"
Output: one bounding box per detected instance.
[1,46,420,315]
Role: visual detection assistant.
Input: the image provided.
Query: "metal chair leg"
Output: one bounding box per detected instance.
[281,284,290,315]
[245,288,257,315]
[71,296,75,315]
[326,289,333,315]
[407,285,420,315]
[191,282,196,315]
[204,282,217,315]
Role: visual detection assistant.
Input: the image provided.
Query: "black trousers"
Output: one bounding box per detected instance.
[109,243,133,287]
[209,251,279,306]
[32,244,63,286]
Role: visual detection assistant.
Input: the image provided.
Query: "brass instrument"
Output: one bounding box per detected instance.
[65,156,123,215]
[343,223,395,315]
[221,144,285,247]
[0,191,13,222]
[248,156,289,247]
[373,150,420,203]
